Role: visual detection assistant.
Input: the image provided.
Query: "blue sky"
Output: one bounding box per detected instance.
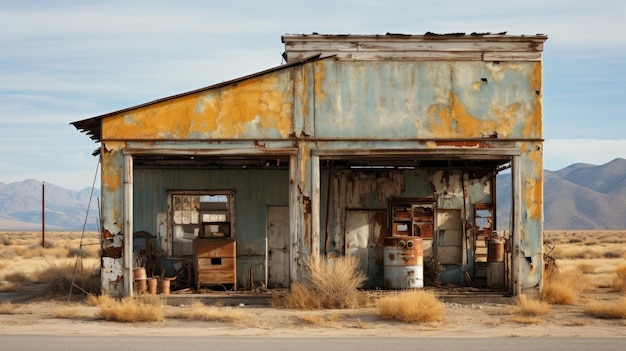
[1,0,625,190]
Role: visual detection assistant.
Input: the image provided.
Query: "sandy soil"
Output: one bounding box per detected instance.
[1,290,624,338]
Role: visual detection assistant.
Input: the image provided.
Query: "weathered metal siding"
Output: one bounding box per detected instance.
[307,60,542,140]
[102,70,294,140]
[133,168,290,288]
[99,142,126,296]
[518,141,544,293]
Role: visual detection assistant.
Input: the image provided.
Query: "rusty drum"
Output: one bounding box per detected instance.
[383,236,424,289]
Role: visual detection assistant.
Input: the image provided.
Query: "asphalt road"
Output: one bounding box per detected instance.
[1,335,624,351]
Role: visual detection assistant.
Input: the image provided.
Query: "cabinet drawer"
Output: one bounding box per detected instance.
[196,257,235,270]
[196,269,236,284]
[194,239,236,257]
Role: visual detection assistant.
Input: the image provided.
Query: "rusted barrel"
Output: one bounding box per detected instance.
[488,240,504,262]
[383,236,424,289]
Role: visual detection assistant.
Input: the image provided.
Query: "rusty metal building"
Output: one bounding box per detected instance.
[72,33,547,297]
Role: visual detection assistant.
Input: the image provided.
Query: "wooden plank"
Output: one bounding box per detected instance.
[483,51,543,61]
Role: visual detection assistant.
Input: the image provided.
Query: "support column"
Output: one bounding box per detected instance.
[288,154,300,283]
[511,155,522,296]
[123,153,134,297]
[311,155,320,259]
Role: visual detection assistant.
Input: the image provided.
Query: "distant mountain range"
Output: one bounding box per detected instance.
[1,158,625,231]
[497,158,626,230]
[0,180,100,231]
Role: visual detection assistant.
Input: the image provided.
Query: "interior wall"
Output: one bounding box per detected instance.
[133,167,289,286]
[321,167,496,286]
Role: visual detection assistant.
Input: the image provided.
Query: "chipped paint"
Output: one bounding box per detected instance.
[331,171,405,252]
[102,71,294,140]
[313,61,542,140]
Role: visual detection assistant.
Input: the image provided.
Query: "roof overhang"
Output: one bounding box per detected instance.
[70,54,330,144]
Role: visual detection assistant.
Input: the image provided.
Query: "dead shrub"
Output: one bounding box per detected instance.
[611,265,626,292]
[166,300,248,323]
[513,294,550,316]
[0,302,24,314]
[97,295,164,322]
[276,255,367,309]
[43,261,101,296]
[86,294,116,307]
[542,268,586,305]
[584,298,626,319]
[376,290,444,324]
[3,271,40,285]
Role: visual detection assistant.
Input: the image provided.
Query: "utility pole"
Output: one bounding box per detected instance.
[42,181,45,248]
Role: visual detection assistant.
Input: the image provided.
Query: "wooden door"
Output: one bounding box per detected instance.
[345,210,386,288]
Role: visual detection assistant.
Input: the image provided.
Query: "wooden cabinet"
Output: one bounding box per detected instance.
[193,238,236,290]
[390,201,434,238]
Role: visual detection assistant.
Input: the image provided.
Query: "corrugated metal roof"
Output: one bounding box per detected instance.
[70,54,329,143]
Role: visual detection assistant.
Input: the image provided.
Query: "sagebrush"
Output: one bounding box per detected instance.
[376,290,444,323]
[275,255,367,309]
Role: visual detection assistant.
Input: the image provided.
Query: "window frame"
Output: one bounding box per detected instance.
[167,190,235,257]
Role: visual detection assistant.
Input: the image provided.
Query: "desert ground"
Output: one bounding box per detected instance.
[0,230,625,338]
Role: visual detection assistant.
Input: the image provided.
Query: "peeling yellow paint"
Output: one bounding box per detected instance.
[313,62,326,109]
[520,63,543,138]
[430,93,504,138]
[102,73,294,140]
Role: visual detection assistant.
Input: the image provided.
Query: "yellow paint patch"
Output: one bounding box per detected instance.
[101,151,122,193]
[313,62,326,109]
[429,93,507,138]
[102,72,293,140]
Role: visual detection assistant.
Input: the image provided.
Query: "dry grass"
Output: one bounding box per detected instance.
[509,315,544,324]
[166,300,249,323]
[298,313,341,327]
[0,231,101,297]
[513,295,551,316]
[376,290,444,324]
[275,255,367,310]
[542,268,588,305]
[545,231,626,291]
[612,265,626,292]
[584,298,626,319]
[43,261,101,296]
[95,295,165,322]
[0,302,24,314]
[54,306,93,319]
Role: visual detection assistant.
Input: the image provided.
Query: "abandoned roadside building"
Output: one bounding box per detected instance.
[71,33,548,298]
